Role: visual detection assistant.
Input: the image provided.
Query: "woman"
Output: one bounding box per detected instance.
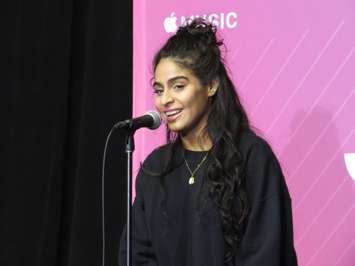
[119,18,298,266]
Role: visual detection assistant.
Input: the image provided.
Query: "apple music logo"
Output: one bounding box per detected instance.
[344,153,355,181]
[164,12,179,33]
[163,11,238,33]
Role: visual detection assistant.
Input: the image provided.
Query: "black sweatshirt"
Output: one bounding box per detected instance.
[119,130,298,266]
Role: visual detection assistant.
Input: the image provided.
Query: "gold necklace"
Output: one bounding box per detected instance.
[184,153,208,185]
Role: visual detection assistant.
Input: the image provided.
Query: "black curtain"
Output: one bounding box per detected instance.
[0,0,131,265]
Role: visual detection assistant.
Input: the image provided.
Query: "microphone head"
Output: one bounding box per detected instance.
[145,111,161,129]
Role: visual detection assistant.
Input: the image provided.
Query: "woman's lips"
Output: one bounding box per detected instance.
[163,109,183,122]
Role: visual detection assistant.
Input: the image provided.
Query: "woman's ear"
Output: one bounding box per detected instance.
[207,79,219,97]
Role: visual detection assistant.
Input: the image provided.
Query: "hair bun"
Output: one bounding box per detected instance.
[176,18,223,48]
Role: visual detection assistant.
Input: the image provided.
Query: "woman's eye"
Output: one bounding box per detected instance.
[153,89,163,95]
[173,85,185,90]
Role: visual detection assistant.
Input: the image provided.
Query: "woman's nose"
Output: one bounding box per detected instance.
[161,90,173,105]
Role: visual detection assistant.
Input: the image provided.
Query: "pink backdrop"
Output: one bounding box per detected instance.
[133,1,355,265]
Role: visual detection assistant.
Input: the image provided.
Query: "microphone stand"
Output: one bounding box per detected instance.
[114,120,136,266]
[113,114,160,266]
[125,132,134,266]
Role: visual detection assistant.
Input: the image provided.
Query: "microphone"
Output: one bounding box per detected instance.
[113,111,161,131]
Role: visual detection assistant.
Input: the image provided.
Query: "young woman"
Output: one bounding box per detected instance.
[119,18,298,266]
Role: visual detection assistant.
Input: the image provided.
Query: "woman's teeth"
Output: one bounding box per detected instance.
[165,109,182,117]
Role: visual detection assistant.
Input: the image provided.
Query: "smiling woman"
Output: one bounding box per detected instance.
[153,58,216,145]
[119,18,298,266]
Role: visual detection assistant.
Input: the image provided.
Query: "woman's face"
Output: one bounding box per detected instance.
[153,57,215,136]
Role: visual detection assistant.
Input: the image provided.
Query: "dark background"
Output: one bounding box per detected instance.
[0,0,131,265]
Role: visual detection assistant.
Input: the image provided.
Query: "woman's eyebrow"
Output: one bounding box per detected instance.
[153,76,189,88]
[168,76,189,85]
[152,81,162,88]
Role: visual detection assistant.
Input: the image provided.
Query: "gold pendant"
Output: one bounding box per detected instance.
[188,176,195,185]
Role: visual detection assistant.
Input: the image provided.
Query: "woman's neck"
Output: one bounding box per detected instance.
[180,132,212,151]
[179,106,212,151]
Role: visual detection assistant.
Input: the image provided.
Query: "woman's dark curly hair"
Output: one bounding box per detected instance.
[152,18,250,263]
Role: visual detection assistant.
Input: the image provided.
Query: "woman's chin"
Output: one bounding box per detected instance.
[167,125,181,133]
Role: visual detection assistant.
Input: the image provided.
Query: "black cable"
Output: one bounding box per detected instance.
[101,126,116,266]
